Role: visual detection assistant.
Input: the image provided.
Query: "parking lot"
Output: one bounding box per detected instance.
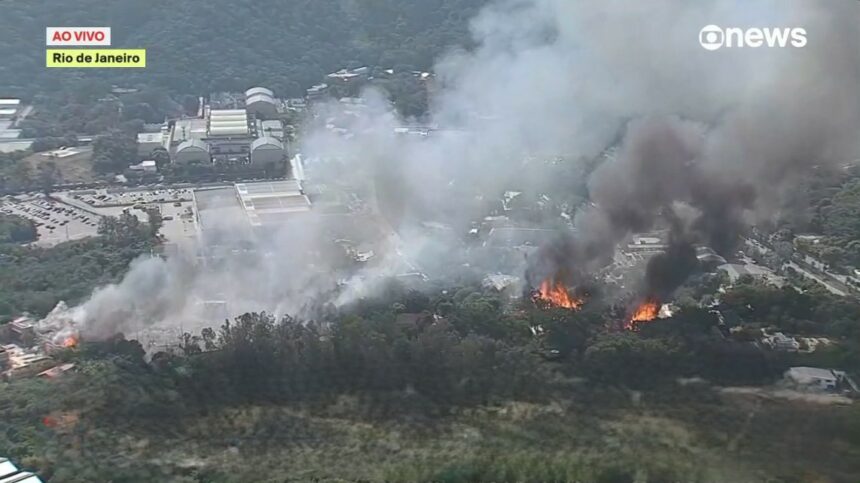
[70,188,192,208]
[1,195,100,246]
[3,188,199,248]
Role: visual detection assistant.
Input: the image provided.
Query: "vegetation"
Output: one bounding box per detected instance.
[92,129,138,173]
[0,212,157,319]
[0,151,36,193]
[0,0,486,102]
[0,214,37,244]
[2,282,860,481]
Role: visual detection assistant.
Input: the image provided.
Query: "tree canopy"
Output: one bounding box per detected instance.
[0,0,487,99]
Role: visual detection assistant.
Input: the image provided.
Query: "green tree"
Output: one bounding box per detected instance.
[92,129,138,173]
[0,214,37,243]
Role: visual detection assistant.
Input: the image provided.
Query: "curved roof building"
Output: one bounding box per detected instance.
[208,108,249,137]
[250,136,285,166]
[245,87,274,98]
[174,139,210,164]
[245,93,278,120]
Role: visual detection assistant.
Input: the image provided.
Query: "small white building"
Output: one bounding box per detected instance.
[129,160,158,173]
[137,132,165,157]
[785,367,844,391]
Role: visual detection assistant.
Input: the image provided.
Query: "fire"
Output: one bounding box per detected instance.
[626,300,660,330]
[62,336,78,348]
[534,279,583,310]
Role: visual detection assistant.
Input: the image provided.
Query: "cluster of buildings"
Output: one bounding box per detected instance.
[761,330,832,353]
[0,315,75,380]
[1,317,46,378]
[306,66,435,101]
[137,87,288,170]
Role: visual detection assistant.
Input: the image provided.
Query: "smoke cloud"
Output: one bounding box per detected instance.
[41,0,860,340]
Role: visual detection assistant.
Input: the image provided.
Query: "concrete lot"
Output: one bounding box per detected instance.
[70,188,192,208]
[1,195,100,246]
[3,188,199,248]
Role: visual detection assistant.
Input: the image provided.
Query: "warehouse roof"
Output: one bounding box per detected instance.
[209,109,249,136]
[235,180,311,225]
[176,139,209,152]
[250,136,283,151]
[137,132,163,144]
[209,109,245,117]
[246,93,276,105]
[245,87,274,98]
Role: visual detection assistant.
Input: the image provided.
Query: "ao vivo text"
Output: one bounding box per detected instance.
[46,27,111,46]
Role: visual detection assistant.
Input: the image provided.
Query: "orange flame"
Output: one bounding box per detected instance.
[534,279,583,310]
[62,336,78,348]
[626,300,660,330]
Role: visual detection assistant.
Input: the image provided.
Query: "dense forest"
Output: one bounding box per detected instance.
[0,212,158,319]
[3,278,860,481]
[0,0,487,99]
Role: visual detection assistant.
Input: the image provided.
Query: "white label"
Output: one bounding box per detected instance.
[46,27,111,46]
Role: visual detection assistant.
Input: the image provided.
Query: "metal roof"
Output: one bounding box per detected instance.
[209,109,245,117]
[250,136,283,151]
[787,367,838,380]
[0,460,17,479]
[246,93,277,106]
[176,139,209,152]
[245,87,274,98]
[235,180,311,225]
[209,126,249,136]
[0,459,42,483]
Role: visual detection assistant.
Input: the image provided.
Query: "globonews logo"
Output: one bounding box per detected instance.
[699,25,807,50]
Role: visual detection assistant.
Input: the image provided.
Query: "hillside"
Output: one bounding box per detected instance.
[0,0,487,99]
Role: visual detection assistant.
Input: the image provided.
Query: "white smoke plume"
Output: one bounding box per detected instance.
[44,0,860,341]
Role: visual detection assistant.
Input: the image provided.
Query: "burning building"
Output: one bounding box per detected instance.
[532,277,584,310]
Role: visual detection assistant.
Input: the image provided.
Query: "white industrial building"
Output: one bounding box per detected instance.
[245,87,278,120]
[245,87,274,98]
[245,94,278,119]
[250,136,286,167]
[208,109,249,137]
[0,99,21,120]
[236,180,311,226]
[165,87,286,167]
[174,139,210,165]
[259,119,284,140]
[193,179,312,248]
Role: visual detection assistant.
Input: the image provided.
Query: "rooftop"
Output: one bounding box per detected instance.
[172,118,207,143]
[0,456,43,483]
[137,132,163,144]
[236,180,311,226]
[208,109,249,137]
[787,366,839,380]
[245,87,274,98]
